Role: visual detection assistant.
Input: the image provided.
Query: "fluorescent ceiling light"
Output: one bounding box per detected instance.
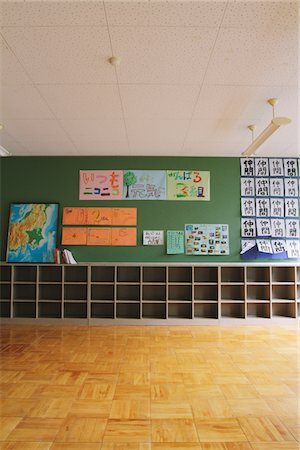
[0,145,12,157]
[242,98,291,157]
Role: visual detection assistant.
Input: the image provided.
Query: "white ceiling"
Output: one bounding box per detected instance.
[0,0,299,157]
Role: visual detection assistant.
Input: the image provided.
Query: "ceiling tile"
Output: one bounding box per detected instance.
[186,118,247,145]
[105,2,151,26]
[38,84,123,119]
[1,26,116,84]
[74,140,130,155]
[0,130,26,155]
[0,36,32,85]
[60,119,128,144]
[12,140,78,156]
[110,26,218,84]
[0,85,55,119]
[0,1,106,26]
[120,84,199,119]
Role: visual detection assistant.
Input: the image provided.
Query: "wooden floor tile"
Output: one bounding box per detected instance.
[35,385,80,399]
[151,402,193,419]
[54,371,88,386]
[219,384,259,399]
[195,419,248,442]
[6,418,63,442]
[201,444,253,450]
[103,420,150,442]
[101,443,151,450]
[185,384,223,399]
[0,418,22,440]
[109,400,150,419]
[253,384,295,397]
[238,417,296,442]
[190,398,233,419]
[151,419,199,442]
[250,444,300,450]
[55,417,107,442]
[68,400,111,418]
[27,398,73,418]
[118,372,150,385]
[151,384,187,401]
[79,383,116,400]
[0,399,36,417]
[227,398,274,417]
[151,373,183,384]
[152,444,202,449]
[0,443,52,450]
[50,444,101,450]
[113,385,150,400]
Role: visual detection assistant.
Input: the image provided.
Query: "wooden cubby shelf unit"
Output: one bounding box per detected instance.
[0,263,299,324]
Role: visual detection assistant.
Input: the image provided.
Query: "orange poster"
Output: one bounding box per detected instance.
[87,228,112,246]
[112,208,137,226]
[111,228,137,246]
[61,227,87,245]
[86,208,112,225]
[62,207,87,225]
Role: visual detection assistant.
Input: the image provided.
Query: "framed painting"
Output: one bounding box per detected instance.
[6,203,59,263]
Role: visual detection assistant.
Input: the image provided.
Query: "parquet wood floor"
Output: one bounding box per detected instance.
[0,325,299,449]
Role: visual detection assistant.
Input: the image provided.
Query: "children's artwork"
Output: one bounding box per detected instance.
[255,178,269,197]
[143,230,164,246]
[123,170,166,200]
[241,218,256,238]
[112,208,137,225]
[7,203,59,263]
[255,158,269,177]
[271,219,285,238]
[86,208,112,225]
[185,224,229,255]
[270,198,284,217]
[167,230,184,254]
[286,240,300,258]
[256,218,271,237]
[62,207,87,225]
[285,198,299,217]
[284,159,298,177]
[240,178,255,196]
[61,227,87,245]
[87,228,112,246]
[111,228,137,246]
[167,170,210,201]
[240,158,255,177]
[269,158,284,176]
[256,198,270,217]
[285,219,299,238]
[271,240,287,254]
[240,240,256,254]
[79,170,123,200]
[270,178,284,197]
[256,239,273,254]
[241,198,255,216]
[284,178,298,197]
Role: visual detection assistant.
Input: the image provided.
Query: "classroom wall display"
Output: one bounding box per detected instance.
[62,207,137,226]
[167,230,185,254]
[6,203,59,263]
[240,157,300,259]
[143,230,164,245]
[167,170,210,201]
[61,227,87,245]
[185,224,229,255]
[123,170,166,200]
[79,170,123,200]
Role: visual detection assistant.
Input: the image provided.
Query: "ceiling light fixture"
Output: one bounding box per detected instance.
[242,98,291,157]
[0,145,12,157]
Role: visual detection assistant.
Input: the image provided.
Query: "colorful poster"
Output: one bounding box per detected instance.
[112,208,137,225]
[79,170,123,200]
[185,224,229,255]
[87,228,111,246]
[167,230,184,254]
[86,207,112,225]
[111,228,137,246]
[7,203,59,263]
[63,207,87,225]
[167,170,210,201]
[143,230,164,246]
[61,227,87,245]
[123,170,166,200]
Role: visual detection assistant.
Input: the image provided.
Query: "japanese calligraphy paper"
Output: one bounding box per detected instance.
[240,178,255,197]
[241,198,255,216]
[284,159,298,177]
[167,230,184,254]
[270,198,284,217]
[285,219,300,238]
[269,158,284,176]
[256,218,271,237]
[143,230,164,246]
[62,207,87,225]
[167,170,210,201]
[255,178,269,197]
[123,170,166,200]
[271,240,287,254]
[284,178,299,197]
[255,158,269,177]
[241,218,256,238]
[240,158,255,177]
[256,239,273,254]
[185,224,229,255]
[286,240,300,258]
[61,227,87,245]
[285,198,299,218]
[79,170,123,200]
[270,178,284,197]
[255,198,270,217]
[271,219,285,238]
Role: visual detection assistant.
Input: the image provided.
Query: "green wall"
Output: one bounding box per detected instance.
[1,156,242,262]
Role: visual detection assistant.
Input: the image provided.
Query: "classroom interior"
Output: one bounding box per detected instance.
[0,1,299,449]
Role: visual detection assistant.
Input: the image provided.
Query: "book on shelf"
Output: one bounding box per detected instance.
[62,249,77,264]
[54,248,61,264]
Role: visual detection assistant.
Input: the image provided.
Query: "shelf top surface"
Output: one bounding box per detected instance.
[1,262,300,267]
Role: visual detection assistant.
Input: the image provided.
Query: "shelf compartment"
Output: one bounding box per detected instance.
[0,284,11,301]
[272,303,295,318]
[91,302,114,319]
[168,267,192,283]
[194,267,218,283]
[91,284,114,301]
[221,267,244,283]
[246,285,270,302]
[64,302,87,318]
[221,303,245,319]
[39,266,62,282]
[14,265,36,282]
[0,302,10,317]
[272,285,295,301]
[116,302,140,319]
[297,267,300,283]
[13,284,36,301]
[297,286,300,301]
[91,266,114,282]
[272,267,295,283]
[142,303,166,319]
[38,284,62,301]
[0,266,11,282]
[246,267,270,283]
[221,285,244,301]
[142,266,166,283]
[168,303,192,319]
[117,266,140,283]
[117,284,140,301]
[14,302,36,318]
[194,285,218,301]
[247,303,270,318]
[168,285,192,301]
[142,285,166,301]
[64,284,87,301]
[194,303,218,319]
[297,303,300,318]
[64,266,88,283]
[38,302,61,318]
